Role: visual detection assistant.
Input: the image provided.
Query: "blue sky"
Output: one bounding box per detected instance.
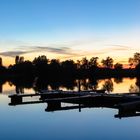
[0,0,140,65]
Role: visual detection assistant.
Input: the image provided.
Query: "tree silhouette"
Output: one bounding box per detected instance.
[0,53,140,80]
[49,59,61,78]
[15,56,20,64]
[114,63,123,70]
[129,52,140,67]
[19,56,24,63]
[33,55,49,77]
[15,56,24,64]
[89,57,99,68]
[33,55,49,65]
[101,57,113,68]
[81,57,89,69]
[61,60,77,79]
[0,57,2,66]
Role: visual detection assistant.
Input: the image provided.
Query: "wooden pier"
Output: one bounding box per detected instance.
[8,90,140,119]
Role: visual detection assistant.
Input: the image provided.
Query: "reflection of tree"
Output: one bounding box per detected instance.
[0,77,7,93]
[76,79,99,91]
[77,79,89,91]
[61,79,76,91]
[88,79,99,90]
[129,85,139,93]
[128,78,140,93]
[10,76,34,94]
[0,84,2,93]
[134,78,140,92]
[16,86,24,94]
[114,77,123,84]
[33,77,49,92]
[136,78,140,88]
[102,79,113,93]
[84,79,90,90]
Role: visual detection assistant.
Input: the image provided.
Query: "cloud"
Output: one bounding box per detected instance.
[28,46,76,55]
[0,46,77,57]
[0,42,132,59]
[0,51,26,57]
[105,44,131,51]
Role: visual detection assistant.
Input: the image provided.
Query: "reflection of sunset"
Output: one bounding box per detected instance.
[0,78,138,94]
[98,78,136,93]
[2,82,35,94]
[2,82,15,93]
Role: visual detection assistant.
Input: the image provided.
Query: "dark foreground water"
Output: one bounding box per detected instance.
[0,78,140,140]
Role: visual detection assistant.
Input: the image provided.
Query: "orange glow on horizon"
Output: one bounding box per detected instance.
[0,49,133,68]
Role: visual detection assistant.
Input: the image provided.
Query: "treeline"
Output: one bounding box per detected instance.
[0,52,140,79]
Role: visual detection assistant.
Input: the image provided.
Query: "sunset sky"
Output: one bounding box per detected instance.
[0,0,140,66]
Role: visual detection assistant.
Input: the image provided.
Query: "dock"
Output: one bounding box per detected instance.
[8,90,140,119]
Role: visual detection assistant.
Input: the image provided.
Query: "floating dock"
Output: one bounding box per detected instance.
[8,90,140,119]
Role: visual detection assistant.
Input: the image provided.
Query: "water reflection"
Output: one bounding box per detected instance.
[102,79,114,93]
[0,77,140,94]
[1,77,140,140]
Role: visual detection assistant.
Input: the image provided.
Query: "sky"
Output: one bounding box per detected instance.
[0,0,140,66]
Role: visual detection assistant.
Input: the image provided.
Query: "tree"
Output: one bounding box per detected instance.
[101,57,114,68]
[19,56,24,63]
[89,57,99,68]
[61,60,76,70]
[61,60,77,78]
[129,52,140,68]
[114,63,123,70]
[15,56,24,64]
[15,56,20,64]
[49,59,61,77]
[0,57,2,66]
[81,57,89,69]
[32,55,49,77]
[33,55,49,65]
[76,60,81,69]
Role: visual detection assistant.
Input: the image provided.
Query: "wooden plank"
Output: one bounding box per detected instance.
[9,94,41,98]
[44,94,100,103]
[116,100,140,110]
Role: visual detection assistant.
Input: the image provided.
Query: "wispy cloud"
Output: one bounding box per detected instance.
[105,44,131,51]
[0,40,132,59]
[0,51,26,57]
[28,46,76,55]
[0,46,77,57]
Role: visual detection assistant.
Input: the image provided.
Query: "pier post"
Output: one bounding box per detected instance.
[10,95,23,105]
[46,101,61,111]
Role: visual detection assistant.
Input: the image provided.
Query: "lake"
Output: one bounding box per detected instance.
[0,77,140,140]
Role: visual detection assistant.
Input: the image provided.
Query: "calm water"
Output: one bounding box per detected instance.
[0,78,140,140]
